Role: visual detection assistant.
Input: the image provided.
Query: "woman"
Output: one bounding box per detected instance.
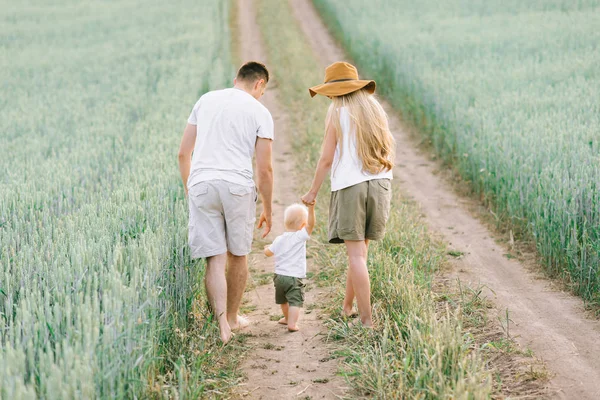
[301,61,395,327]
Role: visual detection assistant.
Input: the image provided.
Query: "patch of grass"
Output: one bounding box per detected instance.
[487,338,517,353]
[321,191,495,398]
[257,272,274,286]
[148,295,250,399]
[262,343,284,351]
[0,0,239,398]
[447,250,465,258]
[240,304,258,314]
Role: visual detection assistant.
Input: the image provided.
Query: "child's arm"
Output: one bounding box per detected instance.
[306,203,316,235]
[264,244,274,257]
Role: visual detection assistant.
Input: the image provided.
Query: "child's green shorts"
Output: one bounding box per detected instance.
[273,274,305,307]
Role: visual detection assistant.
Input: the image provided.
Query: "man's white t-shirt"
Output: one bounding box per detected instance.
[269,228,310,278]
[187,88,274,188]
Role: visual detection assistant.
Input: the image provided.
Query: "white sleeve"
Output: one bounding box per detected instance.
[187,98,202,125]
[297,227,310,242]
[269,236,282,255]
[256,108,274,140]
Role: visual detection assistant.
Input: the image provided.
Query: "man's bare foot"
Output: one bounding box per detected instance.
[278,317,288,325]
[219,320,233,344]
[288,325,299,332]
[229,315,250,331]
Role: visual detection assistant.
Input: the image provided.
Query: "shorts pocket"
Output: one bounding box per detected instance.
[377,179,391,191]
[189,183,208,197]
[188,183,209,212]
[378,180,392,223]
[229,185,252,197]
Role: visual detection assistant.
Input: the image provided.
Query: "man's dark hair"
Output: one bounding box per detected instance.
[236,61,269,83]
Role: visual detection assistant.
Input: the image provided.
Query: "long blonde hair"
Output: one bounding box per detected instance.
[327,89,395,174]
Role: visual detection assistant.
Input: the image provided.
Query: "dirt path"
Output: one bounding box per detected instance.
[289,0,600,399]
[233,0,347,398]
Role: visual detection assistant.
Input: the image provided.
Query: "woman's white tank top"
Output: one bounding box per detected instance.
[330,107,393,192]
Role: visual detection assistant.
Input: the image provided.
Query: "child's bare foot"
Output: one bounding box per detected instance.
[278,317,288,325]
[229,315,250,331]
[288,325,299,332]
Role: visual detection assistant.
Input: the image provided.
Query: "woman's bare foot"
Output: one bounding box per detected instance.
[229,315,250,331]
[348,319,373,329]
[278,317,288,325]
[342,307,359,318]
[287,325,299,332]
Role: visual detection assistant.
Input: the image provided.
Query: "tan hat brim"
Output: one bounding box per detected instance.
[309,80,376,98]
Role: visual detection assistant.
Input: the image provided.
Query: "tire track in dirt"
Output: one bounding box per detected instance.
[289,0,600,399]
[233,0,347,398]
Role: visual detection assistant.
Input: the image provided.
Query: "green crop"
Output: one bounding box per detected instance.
[0,1,232,398]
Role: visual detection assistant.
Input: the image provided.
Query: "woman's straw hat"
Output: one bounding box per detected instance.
[309,61,376,98]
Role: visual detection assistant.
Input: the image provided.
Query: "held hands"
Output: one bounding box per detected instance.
[257,209,272,238]
[301,191,317,207]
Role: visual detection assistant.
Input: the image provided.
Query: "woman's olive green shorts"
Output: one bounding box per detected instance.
[273,274,305,307]
[329,179,392,244]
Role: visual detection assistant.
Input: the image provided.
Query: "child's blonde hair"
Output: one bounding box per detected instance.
[284,203,309,230]
[328,88,395,174]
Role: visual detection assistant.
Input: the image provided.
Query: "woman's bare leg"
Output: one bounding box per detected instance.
[342,273,355,316]
[344,240,372,326]
[342,240,369,317]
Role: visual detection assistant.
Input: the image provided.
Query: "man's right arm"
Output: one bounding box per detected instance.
[178,123,197,196]
[255,137,273,238]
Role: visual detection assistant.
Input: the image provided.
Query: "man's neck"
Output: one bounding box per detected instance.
[233,84,252,96]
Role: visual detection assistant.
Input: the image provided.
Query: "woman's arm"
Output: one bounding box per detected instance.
[306,203,316,235]
[301,122,337,205]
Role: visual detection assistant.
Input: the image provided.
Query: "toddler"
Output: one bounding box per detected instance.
[264,202,315,332]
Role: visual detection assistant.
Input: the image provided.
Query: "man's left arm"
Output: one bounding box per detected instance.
[178,123,197,196]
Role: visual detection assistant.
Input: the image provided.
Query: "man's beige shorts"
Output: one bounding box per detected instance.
[188,180,257,259]
[328,179,392,244]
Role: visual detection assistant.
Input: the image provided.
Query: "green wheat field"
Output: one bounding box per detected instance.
[1,1,232,398]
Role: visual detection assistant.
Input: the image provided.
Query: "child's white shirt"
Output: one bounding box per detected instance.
[269,227,310,278]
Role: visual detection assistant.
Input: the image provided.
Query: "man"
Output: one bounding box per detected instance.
[178,61,274,343]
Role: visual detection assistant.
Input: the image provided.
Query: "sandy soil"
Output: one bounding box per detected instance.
[289,0,600,399]
[232,0,348,398]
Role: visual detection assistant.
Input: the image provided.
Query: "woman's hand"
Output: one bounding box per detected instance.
[301,191,317,206]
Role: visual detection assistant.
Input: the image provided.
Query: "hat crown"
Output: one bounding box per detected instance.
[324,62,358,83]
